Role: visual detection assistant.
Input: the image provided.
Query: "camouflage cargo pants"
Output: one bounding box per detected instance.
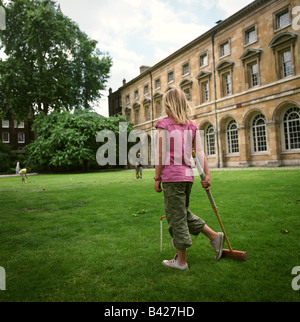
[163,182,206,250]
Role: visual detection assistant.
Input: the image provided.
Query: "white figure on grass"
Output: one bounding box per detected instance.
[16,162,20,175]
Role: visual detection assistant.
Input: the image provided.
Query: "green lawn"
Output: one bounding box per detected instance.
[0,168,300,302]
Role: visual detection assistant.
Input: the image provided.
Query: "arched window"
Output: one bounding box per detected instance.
[252,114,267,153]
[226,120,239,154]
[283,107,300,151]
[205,125,215,156]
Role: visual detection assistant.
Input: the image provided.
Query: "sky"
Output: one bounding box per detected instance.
[1,0,255,116]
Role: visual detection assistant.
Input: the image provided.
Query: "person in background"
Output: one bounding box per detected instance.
[19,168,28,184]
[135,152,143,180]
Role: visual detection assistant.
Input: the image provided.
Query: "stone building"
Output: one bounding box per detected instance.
[109,0,300,167]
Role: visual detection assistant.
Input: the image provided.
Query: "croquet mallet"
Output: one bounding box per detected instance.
[192,152,248,261]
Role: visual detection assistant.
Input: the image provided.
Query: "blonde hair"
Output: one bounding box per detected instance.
[163,88,192,125]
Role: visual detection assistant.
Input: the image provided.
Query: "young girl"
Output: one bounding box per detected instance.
[154,88,224,270]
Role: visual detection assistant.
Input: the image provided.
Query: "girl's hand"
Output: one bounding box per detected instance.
[155,181,162,193]
[201,176,211,191]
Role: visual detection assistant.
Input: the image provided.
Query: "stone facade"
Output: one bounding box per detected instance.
[109,0,300,167]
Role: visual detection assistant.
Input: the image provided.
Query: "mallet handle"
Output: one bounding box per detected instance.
[193,153,234,252]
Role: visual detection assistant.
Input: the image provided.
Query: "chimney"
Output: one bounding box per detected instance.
[140,65,151,74]
[123,79,126,86]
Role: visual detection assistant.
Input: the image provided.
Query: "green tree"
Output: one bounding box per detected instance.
[0,140,19,174]
[0,0,112,119]
[25,110,133,172]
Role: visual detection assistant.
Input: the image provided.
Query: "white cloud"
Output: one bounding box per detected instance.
[177,0,217,10]
[145,0,209,47]
[94,0,147,36]
[217,0,254,18]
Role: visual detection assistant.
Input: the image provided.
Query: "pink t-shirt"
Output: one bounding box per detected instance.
[156,117,198,183]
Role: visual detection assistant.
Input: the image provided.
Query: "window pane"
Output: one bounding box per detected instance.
[277,10,289,29]
[283,107,300,150]
[246,27,256,44]
[2,132,9,143]
[2,120,9,128]
[204,83,209,101]
[251,63,258,87]
[221,42,230,56]
[227,120,239,154]
[184,88,191,101]
[224,74,231,95]
[144,85,149,95]
[200,54,208,67]
[205,126,215,156]
[14,121,25,128]
[183,63,189,75]
[156,101,162,117]
[155,79,160,89]
[135,110,140,124]
[282,50,292,77]
[18,133,25,143]
[252,114,267,152]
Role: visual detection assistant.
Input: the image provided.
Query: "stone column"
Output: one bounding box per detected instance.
[238,126,250,167]
[266,121,281,166]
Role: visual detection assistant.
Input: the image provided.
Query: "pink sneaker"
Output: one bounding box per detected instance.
[209,232,224,261]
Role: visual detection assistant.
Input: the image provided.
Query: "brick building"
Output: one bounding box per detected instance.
[0,117,34,153]
[109,0,300,167]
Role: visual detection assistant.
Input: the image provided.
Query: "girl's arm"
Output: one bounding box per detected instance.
[154,128,164,193]
[193,132,211,191]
